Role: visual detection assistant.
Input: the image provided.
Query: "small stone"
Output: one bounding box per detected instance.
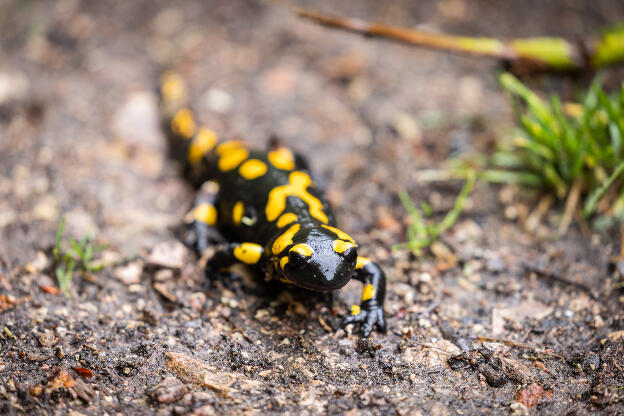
[148,241,188,269]
[154,269,174,282]
[419,272,432,283]
[592,315,605,329]
[25,251,49,274]
[393,112,421,142]
[188,292,207,312]
[32,195,59,221]
[514,383,552,409]
[0,71,29,104]
[114,261,143,285]
[254,309,270,321]
[148,377,188,404]
[142,308,161,326]
[486,256,505,273]
[431,241,458,270]
[471,324,485,334]
[37,331,57,347]
[74,378,95,403]
[510,402,529,416]
[191,405,217,416]
[203,88,233,114]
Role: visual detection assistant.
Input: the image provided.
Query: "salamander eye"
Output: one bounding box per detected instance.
[288,243,313,269]
[288,250,308,269]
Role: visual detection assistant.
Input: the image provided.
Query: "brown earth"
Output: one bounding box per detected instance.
[1,0,623,414]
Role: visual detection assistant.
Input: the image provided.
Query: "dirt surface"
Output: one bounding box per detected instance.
[1,0,624,414]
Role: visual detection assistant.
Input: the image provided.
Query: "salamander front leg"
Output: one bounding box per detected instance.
[184,180,222,253]
[342,257,387,338]
[205,242,265,277]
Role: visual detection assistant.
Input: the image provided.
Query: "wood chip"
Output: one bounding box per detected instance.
[165,351,260,396]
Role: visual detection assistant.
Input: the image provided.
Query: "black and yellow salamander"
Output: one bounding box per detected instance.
[159,71,386,337]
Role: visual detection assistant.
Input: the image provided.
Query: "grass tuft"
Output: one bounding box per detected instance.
[393,170,476,254]
[452,73,624,228]
[53,218,105,297]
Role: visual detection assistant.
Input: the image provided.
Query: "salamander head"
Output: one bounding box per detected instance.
[273,224,357,291]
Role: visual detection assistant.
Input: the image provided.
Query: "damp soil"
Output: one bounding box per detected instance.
[1,1,624,415]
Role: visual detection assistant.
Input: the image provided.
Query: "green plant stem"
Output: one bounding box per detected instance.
[437,170,476,235]
[393,172,475,253]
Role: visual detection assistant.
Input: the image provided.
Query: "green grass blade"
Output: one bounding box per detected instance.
[70,238,84,260]
[436,170,476,234]
[479,170,544,186]
[398,190,426,238]
[583,160,624,217]
[610,122,622,159]
[500,73,555,129]
[513,135,555,161]
[490,151,526,168]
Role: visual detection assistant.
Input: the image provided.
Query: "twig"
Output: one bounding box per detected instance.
[475,336,561,358]
[475,336,537,351]
[558,178,583,235]
[525,194,554,233]
[439,320,473,352]
[276,1,624,73]
[523,262,597,298]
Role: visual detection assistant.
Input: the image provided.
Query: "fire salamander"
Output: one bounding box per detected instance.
[159,71,386,337]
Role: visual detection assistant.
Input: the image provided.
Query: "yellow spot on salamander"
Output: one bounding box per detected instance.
[215,141,245,156]
[356,256,371,269]
[232,201,244,225]
[233,243,263,265]
[322,225,355,245]
[279,256,289,270]
[333,240,354,254]
[215,141,248,171]
[361,284,375,301]
[266,171,328,223]
[239,159,267,180]
[160,72,186,103]
[171,108,196,139]
[193,203,217,226]
[268,147,295,170]
[276,212,297,228]
[218,148,249,171]
[272,223,300,256]
[351,305,361,315]
[290,243,313,257]
[188,127,218,164]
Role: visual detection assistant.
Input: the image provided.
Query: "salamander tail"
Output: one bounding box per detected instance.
[158,71,220,185]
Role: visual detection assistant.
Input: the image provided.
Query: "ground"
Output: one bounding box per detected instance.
[1,0,624,415]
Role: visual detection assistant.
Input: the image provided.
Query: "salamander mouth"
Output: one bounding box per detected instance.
[284,273,352,292]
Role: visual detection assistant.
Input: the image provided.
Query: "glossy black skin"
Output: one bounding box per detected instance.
[279,226,358,291]
[160,74,387,337]
[185,147,357,290]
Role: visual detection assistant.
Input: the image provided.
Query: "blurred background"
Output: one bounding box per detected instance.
[2,1,624,415]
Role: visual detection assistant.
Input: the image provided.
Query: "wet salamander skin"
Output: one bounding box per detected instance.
[159,71,386,337]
